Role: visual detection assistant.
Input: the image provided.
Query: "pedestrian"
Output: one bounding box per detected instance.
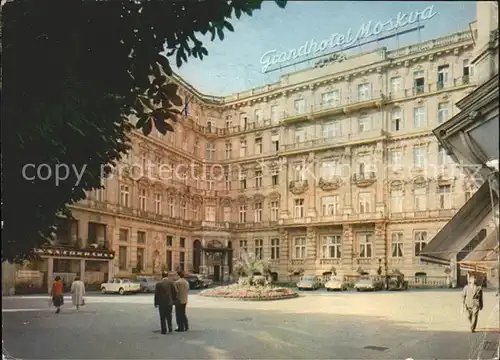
[154,271,177,334]
[174,270,190,332]
[462,272,484,333]
[51,276,64,314]
[71,276,86,311]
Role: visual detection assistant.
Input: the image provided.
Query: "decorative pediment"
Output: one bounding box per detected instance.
[437,174,456,186]
[318,177,342,191]
[440,93,450,101]
[220,197,231,207]
[192,194,203,204]
[137,177,151,188]
[237,195,248,204]
[138,142,150,152]
[351,172,377,188]
[166,186,177,195]
[268,191,281,201]
[412,175,429,191]
[253,193,265,202]
[415,98,425,105]
[389,180,405,191]
[289,180,309,195]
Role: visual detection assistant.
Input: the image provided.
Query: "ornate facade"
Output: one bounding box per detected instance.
[63,28,480,282]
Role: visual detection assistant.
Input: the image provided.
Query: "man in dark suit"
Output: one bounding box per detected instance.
[462,272,484,333]
[154,272,177,334]
[174,270,190,332]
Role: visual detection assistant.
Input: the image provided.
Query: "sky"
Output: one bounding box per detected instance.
[173,1,476,96]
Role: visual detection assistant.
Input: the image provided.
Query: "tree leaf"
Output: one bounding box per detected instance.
[224,21,234,32]
[162,83,178,97]
[274,0,287,8]
[170,94,183,107]
[142,117,153,136]
[216,27,224,41]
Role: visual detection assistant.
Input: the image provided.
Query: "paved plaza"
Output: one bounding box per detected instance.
[2,289,499,359]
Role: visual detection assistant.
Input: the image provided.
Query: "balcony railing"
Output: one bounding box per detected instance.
[389,77,473,101]
[389,209,456,220]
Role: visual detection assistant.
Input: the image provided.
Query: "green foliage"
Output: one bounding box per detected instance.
[2,0,287,262]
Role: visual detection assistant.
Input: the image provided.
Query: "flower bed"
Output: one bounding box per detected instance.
[200,284,299,301]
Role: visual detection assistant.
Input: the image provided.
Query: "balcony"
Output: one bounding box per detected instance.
[319,258,341,265]
[318,176,343,191]
[389,209,456,220]
[388,77,474,101]
[345,212,384,222]
[351,172,377,187]
[289,180,308,195]
[357,258,373,265]
[221,119,278,135]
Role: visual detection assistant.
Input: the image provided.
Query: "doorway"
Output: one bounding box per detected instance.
[213,265,221,282]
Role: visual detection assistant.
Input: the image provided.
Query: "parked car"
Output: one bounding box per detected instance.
[101,278,142,295]
[137,277,158,293]
[354,276,384,292]
[185,275,203,289]
[325,277,349,291]
[297,275,322,290]
[386,274,409,291]
[193,274,213,288]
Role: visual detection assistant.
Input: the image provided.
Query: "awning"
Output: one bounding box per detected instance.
[459,229,499,263]
[420,178,498,265]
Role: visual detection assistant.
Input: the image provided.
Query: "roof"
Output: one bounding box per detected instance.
[420,178,498,264]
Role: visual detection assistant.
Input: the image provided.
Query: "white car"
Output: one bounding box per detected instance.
[101,278,141,295]
[325,277,348,291]
[354,276,385,292]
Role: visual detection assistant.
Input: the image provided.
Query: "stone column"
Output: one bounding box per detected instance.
[80,259,86,282]
[375,143,386,215]
[306,227,316,269]
[108,261,113,281]
[47,258,54,294]
[342,224,354,272]
[342,148,353,217]
[374,223,386,270]
[280,230,289,265]
[280,159,289,219]
[307,152,317,218]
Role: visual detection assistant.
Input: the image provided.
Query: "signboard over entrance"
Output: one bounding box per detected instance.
[259,5,438,73]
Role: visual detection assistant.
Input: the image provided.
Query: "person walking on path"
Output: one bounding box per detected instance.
[70,276,86,311]
[154,272,177,334]
[462,272,484,333]
[174,270,190,332]
[51,276,64,314]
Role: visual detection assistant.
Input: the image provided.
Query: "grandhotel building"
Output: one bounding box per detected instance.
[23,27,483,288]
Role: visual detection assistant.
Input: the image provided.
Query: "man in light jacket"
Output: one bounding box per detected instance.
[71,276,85,311]
[462,272,484,332]
[174,270,190,332]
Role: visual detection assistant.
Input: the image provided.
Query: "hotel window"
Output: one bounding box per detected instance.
[205,143,215,160]
[270,105,280,124]
[413,71,425,94]
[206,120,216,133]
[119,228,129,242]
[239,140,247,157]
[205,206,216,222]
[255,239,263,259]
[413,106,426,128]
[120,185,130,207]
[139,189,147,211]
[254,109,262,124]
[270,201,280,221]
[181,201,187,219]
[155,156,162,173]
[295,127,306,142]
[140,153,148,172]
[437,103,449,124]
[391,107,402,132]
[390,149,403,169]
[165,234,173,247]
[438,145,452,165]
[179,252,185,271]
[293,237,307,259]
[194,137,200,157]
[321,90,340,107]
[437,65,449,90]
[225,115,232,129]
[239,205,247,223]
[206,174,214,190]
[357,82,371,101]
[239,240,248,257]
[294,198,305,218]
[358,192,372,214]
[239,171,247,189]
[223,206,231,222]
[224,173,231,191]
[390,189,403,213]
[358,233,373,258]
[414,231,427,256]
[414,187,427,211]
[322,121,341,138]
[240,113,249,130]
[358,115,371,132]
[137,231,146,245]
[294,99,306,114]
[321,235,342,259]
[96,178,106,202]
[255,170,262,189]
[271,169,279,186]
[294,164,306,181]
[463,59,473,82]
[391,233,404,258]
[320,160,340,179]
[254,202,263,222]
[225,142,232,159]
[271,238,280,259]
[192,206,200,221]
[119,246,128,270]
[438,185,452,209]
[154,193,161,214]
[255,137,263,155]
[271,134,279,152]
[413,146,426,168]
[321,195,339,216]
[167,197,174,217]
[390,77,403,93]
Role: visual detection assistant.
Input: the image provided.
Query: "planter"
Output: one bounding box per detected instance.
[200,284,299,301]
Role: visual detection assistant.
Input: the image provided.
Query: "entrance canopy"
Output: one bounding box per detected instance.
[420,178,498,265]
